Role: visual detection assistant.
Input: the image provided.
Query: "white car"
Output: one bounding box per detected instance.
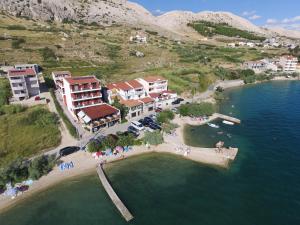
[130,121,145,131]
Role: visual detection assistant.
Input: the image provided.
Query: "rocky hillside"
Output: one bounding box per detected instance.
[0,0,299,39]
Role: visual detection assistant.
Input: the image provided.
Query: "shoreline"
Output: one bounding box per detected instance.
[0,77,297,214]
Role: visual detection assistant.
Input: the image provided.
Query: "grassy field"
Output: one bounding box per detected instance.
[0,13,288,95]
[0,105,61,167]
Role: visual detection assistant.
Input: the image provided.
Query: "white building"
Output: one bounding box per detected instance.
[244,59,278,73]
[62,76,103,118]
[130,34,147,44]
[278,55,298,73]
[8,69,40,101]
[137,76,168,94]
[14,64,40,74]
[107,79,147,103]
[52,71,72,95]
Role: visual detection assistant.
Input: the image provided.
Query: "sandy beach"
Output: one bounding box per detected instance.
[4,77,296,213]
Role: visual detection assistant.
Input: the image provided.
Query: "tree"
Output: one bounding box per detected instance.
[87,141,99,153]
[28,155,56,180]
[143,131,164,146]
[156,110,175,124]
[179,103,215,117]
[112,98,128,121]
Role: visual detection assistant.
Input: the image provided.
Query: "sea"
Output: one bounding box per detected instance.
[1,81,300,225]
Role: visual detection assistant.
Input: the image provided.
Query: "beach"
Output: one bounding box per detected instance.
[1,77,297,214]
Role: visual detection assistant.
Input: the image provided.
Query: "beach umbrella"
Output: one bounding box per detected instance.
[5,188,17,197]
[115,146,124,152]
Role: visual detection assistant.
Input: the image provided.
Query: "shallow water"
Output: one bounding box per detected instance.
[1,81,300,225]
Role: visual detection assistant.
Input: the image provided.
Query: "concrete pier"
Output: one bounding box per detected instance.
[96,166,134,222]
[214,113,241,124]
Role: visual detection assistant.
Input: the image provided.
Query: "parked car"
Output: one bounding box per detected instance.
[34,96,41,101]
[149,114,157,121]
[127,126,140,137]
[172,99,181,105]
[139,117,154,127]
[130,121,145,131]
[59,146,80,157]
[177,98,184,102]
[149,122,162,130]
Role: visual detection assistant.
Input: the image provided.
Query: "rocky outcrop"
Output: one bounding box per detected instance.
[0,0,299,39]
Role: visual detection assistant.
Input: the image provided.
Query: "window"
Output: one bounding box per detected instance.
[132,112,137,117]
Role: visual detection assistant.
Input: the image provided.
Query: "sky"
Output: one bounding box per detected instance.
[130,0,300,31]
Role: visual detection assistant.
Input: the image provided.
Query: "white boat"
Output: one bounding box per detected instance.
[207,123,219,128]
[223,120,234,125]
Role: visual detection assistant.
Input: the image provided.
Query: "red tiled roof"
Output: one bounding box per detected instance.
[140,97,154,104]
[127,80,143,89]
[65,76,99,85]
[8,69,36,77]
[143,76,166,83]
[82,104,119,120]
[149,93,160,98]
[120,99,143,107]
[107,82,132,91]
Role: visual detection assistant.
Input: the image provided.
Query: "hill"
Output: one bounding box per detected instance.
[1,0,300,40]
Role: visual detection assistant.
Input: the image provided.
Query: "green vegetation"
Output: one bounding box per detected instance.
[87,133,140,153]
[0,106,61,167]
[40,47,57,62]
[162,122,179,134]
[188,21,265,41]
[143,131,164,146]
[156,110,175,124]
[49,88,78,139]
[179,103,216,117]
[0,154,58,189]
[0,79,11,107]
[12,38,26,49]
[7,25,27,30]
[112,98,128,122]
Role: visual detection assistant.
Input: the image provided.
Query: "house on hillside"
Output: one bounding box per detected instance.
[8,69,40,101]
[278,55,298,73]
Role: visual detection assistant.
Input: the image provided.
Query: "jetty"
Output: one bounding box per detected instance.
[214,113,241,124]
[96,165,134,222]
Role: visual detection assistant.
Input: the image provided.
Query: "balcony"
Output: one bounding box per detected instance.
[12,86,26,91]
[73,102,103,110]
[72,95,102,102]
[71,87,101,93]
[14,92,27,98]
[11,79,25,84]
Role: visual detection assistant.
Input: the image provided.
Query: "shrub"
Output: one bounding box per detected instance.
[162,122,179,134]
[112,98,128,121]
[49,89,78,138]
[87,141,99,153]
[40,47,56,62]
[143,131,164,145]
[179,103,215,117]
[157,110,174,124]
[12,38,26,49]
[28,154,57,180]
[0,104,26,115]
[7,25,27,30]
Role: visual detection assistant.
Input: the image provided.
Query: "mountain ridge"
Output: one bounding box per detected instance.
[0,0,299,39]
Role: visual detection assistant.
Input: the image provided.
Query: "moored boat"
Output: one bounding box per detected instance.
[223,120,234,125]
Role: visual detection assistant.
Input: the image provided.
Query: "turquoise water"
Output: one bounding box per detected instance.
[1,81,300,225]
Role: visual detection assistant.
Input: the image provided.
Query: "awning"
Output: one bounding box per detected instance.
[77,111,86,118]
[82,115,91,123]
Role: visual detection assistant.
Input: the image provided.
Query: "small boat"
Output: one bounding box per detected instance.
[207,123,219,128]
[223,120,234,125]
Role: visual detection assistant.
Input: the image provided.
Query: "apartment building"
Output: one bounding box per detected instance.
[52,71,72,94]
[244,59,278,73]
[150,90,178,109]
[137,76,168,94]
[279,55,298,73]
[63,76,103,118]
[14,64,40,74]
[106,79,146,103]
[8,69,40,101]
